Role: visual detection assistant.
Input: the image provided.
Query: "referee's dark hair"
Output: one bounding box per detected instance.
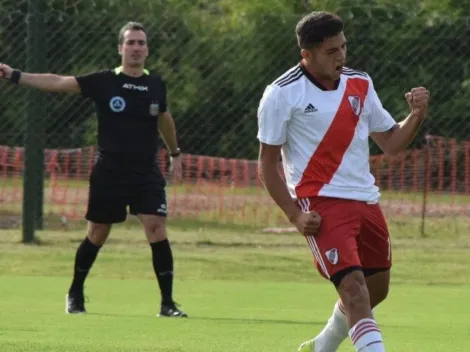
[295,11,344,50]
[118,21,147,44]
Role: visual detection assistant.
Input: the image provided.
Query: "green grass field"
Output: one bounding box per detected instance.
[1,218,470,351]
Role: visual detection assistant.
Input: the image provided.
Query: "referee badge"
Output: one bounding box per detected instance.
[149,101,160,116]
[109,96,126,113]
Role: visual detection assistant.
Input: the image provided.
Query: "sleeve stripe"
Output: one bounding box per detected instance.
[274,67,302,86]
[342,67,368,76]
[278,71,303,87]
[342,71,368,78]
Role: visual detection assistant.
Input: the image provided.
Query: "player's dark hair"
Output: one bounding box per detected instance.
[295,11,344,50]
[118,21,146,44]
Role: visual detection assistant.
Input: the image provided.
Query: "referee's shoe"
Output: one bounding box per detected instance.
[66,292,188,317]
[158,301,188,318]
[65,292,86,314]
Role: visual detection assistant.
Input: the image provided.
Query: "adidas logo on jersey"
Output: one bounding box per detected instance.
[304,103,318,113]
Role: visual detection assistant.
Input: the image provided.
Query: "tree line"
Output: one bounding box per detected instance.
[0,0,469,159]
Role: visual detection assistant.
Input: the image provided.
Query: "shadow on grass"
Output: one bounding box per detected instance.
[85,312,319,326]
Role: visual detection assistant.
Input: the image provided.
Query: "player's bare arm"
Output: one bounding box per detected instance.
[158,111,182,178]
[371,87,430,156]
[258,143,321,236]
[0,63,80,93]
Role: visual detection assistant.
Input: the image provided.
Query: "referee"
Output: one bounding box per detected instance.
[0,22,188,317]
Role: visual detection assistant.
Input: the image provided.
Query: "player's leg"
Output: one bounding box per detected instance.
[298,198,385,351]
[66,163,127,314]
[363,270,390,308]
[359,203,392,305]
[310,270,389,351]
[332,202,387,351]
[130,183,188,318]
[337,271,387,351]
[301,298,348,352]
[298,197,361,351]
[341,203,392,349]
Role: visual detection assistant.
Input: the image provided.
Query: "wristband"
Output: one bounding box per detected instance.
[10,70,21,84]
[170,148,181,157]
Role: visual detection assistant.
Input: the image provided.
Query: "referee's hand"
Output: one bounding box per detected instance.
[170,154,182,182]
[0,63,13,80]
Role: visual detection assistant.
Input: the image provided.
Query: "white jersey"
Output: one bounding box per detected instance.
[257,63,396,203]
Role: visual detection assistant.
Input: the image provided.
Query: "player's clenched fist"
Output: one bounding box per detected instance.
[292,211,321,236]
[0,63,13,80]
[405,87,430,119]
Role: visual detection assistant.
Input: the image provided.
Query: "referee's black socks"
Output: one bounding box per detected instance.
[69,237,102,294]
[150,239,174,306]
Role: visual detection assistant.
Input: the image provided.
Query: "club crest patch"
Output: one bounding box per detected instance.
[348,95,361,116]
[325,248,339,265]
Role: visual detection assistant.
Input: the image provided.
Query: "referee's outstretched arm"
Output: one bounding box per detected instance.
[0,62,80,93]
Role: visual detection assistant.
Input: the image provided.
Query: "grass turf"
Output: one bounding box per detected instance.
[0,218,469,351]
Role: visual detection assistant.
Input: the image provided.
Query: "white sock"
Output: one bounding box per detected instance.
[349,318,385,351]
[313,301,348,351]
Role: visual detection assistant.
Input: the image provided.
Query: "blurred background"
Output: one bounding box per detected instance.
[1,0,469,239]
[1,2,470,351]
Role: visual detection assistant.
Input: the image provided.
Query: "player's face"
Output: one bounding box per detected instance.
[118,30,149,68]
[304,32,347,81]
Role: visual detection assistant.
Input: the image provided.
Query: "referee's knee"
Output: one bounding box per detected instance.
[146,226,167,243]
[87,222,112,246]
[140,215,167,243]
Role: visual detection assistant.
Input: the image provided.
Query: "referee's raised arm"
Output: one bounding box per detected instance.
[0,62,81,93]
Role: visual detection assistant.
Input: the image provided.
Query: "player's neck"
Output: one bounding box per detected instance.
[121,64,145,78]
[301,60,336,91]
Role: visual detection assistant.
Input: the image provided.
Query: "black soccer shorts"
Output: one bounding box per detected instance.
[85,156,168,224]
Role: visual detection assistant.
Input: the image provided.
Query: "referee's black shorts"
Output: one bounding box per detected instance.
[85,153,167,224]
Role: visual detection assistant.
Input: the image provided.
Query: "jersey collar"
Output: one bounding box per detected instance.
[114,66,149,76]
[299,62,340,91]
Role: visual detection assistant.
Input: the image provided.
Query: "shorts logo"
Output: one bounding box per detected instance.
[157,204,167,215]
[348,95,361,116]
[325,248,339,265]
[109,96,126,112]
[149,101,160,116]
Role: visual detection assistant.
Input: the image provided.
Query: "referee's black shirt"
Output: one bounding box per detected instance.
[75,67,167,161]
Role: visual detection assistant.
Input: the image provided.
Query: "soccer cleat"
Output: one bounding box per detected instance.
[297,339,314,352]
[65,292,86,314]
[158,302,188,318]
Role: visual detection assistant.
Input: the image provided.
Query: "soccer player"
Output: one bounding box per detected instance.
[0,21,188,318]
[257,11,429,352]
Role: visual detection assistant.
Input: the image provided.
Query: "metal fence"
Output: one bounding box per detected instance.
[1,1,469,239]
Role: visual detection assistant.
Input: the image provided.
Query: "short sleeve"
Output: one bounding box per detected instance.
[159,79,167,113]
[257,84,292,145]
[75,70,110,99]
[366,76,397,133]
